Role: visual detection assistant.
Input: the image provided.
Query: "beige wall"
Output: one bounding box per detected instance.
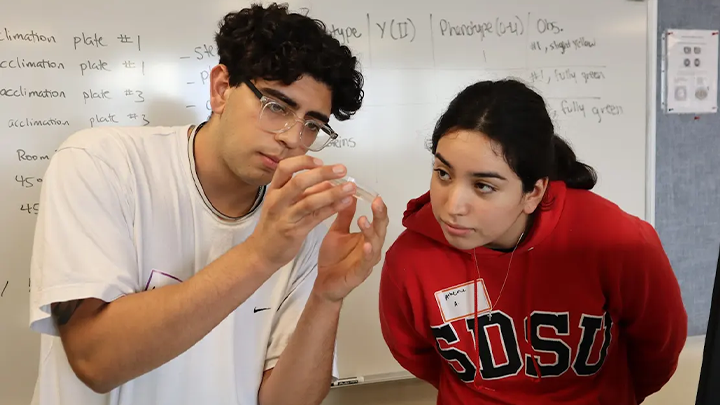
[322,336,705,405]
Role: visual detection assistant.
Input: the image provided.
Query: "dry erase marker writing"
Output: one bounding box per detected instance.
[328,176,378,203]
[331,376,365,387]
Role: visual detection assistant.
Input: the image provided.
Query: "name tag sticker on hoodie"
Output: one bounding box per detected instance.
[434,279,492,322]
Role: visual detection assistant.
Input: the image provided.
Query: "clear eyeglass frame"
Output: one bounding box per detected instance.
[244,79,338,152]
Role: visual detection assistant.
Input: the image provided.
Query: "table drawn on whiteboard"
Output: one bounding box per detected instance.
[330,12,617,124]
[0,12,625,226]
[172,12,624,130]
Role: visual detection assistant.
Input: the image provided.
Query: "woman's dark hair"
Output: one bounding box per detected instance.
[431,79,597,191]
[215,2,364,121]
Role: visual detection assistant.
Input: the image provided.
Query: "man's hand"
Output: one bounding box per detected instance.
[313,194,389,302]
[246,155,357,270]
[257,195,388,405]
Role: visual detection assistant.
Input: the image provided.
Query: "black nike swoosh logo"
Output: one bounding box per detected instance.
[254,307,271,313]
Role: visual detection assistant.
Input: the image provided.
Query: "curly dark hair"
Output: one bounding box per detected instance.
[215,2,364,121]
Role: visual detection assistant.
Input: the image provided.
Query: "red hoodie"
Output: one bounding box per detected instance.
[379,181,687,405]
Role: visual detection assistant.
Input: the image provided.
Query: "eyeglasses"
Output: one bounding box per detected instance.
[244,79,338,152]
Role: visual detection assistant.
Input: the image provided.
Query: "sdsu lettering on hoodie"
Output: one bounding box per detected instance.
[379,182,687,405]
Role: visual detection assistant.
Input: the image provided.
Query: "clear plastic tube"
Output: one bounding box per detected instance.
[328,176,379,203]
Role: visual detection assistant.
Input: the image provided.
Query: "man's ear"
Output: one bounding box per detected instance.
[208,64,231,115]
[522,177,549,214]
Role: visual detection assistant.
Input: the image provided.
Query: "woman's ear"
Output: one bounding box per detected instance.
[522,177,549,214]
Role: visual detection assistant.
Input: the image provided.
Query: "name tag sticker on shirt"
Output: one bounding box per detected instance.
[144,269,183,291]
[434,279,491,323]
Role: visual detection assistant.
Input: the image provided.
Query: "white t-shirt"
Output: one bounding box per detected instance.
[28,123,335,405]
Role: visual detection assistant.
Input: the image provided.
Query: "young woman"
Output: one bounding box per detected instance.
[379,79,687,404]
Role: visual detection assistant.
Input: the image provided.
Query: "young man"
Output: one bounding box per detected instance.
[28,3,388,405]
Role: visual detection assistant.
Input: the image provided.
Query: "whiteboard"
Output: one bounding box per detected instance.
[0,0,650,403]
